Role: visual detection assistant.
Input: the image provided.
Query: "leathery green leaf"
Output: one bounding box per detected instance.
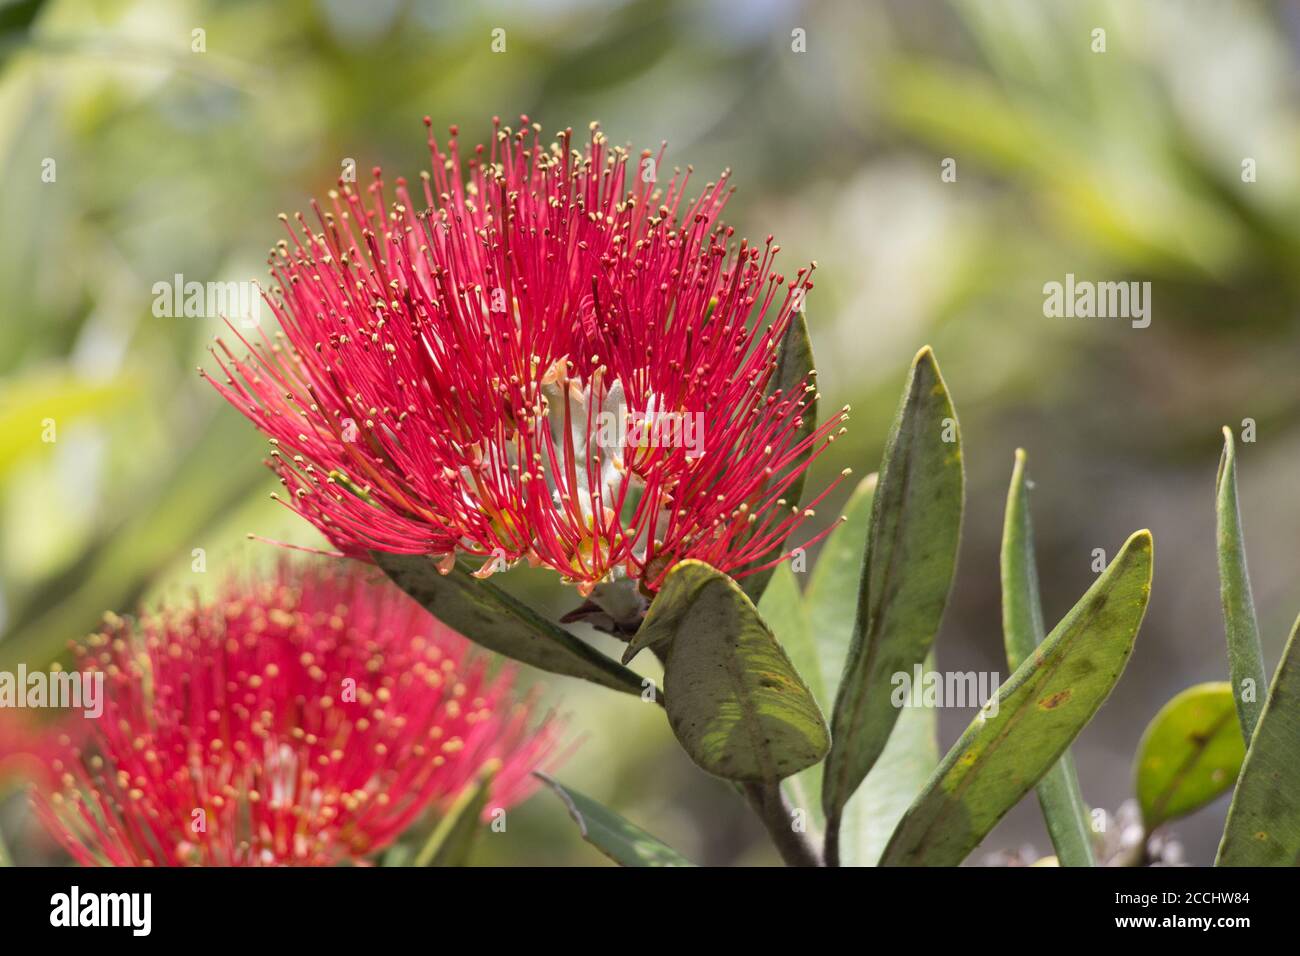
[822,346,964,862]
[764,481,941,858]
[1001,449,1096,866]
[766,485,939,861]
[1217,613,1300,866]
[742,309,818,604]
[839,656,939,866]
[814,475,938,867]
[1215,427,1267,742]
[880,530,1153,866]
[1135,683,1244,831]
[373,553,646,698]
[633,560,828,782]
[804,472,877,695]
[536,773,697,867]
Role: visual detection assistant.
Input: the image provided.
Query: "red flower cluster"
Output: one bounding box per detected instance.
[206,117,847,592]
[33,563,560,866]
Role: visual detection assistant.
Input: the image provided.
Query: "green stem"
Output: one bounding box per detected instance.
[823,815,841,867]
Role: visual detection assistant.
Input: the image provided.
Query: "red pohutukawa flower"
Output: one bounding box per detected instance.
[205,117,849,592]
[32,563,561,866]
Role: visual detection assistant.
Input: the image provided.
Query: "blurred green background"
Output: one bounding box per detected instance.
[1,0,1297,865]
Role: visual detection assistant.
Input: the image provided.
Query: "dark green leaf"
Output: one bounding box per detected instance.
[634,560,828,782]
[816,477,941,871]
[803,472,877,695]
[1217,613,1300,866]
[1135,683,1244,831]
[822,346,964,857]
[373,553,645,698]
[536,773,697,866]
[766,497,940,863]
[1215,426,1267,742]
[1001,448,1095,866]
[880,530,1153,866]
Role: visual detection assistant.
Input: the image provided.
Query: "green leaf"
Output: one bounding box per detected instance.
[822,346,964,859]
[632,560,828,782]
[765,486,940,862]
[839,658,939,866]
[880,529,1153,866]
[803,472,877,695]
[372,553,646,698]
[1215,426,1267,742]
[1001,449,1095,866]
[412,760,497,867]
[1031,759,1094,867]
[536,773,697,867]
[741,309,817,604]
[1135,683,1244,832]
[1001,449,1048,669]
[820,475,939,867]
[1217,613,1300,866]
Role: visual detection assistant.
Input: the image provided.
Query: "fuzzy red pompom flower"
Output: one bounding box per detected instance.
[205,117,849,593]
[32,563,561,866]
